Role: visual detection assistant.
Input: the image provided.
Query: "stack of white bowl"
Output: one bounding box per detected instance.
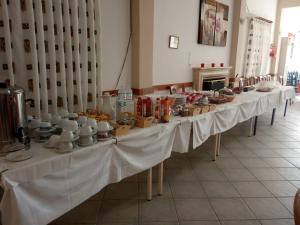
[97,121,113,141]
[35,122,55,142]
[78,125,96,146]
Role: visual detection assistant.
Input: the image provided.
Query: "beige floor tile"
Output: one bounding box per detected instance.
[275,168,300,180]
[165,168,198,182]
[210,198,255,220]
[140,198,178,222]
[100,199,138,223]
[140,222,178,225]
[139,182,172,199]
[232,181,273,197]
[239,158,270,168]
[285,158,300,167]
[262,181,297,197]
[215,158,245,169]
[260,219,294,225]
[290,180,300,188]
[175,199,217,221]
[222,169,257,181]
[169,181,206,198]
[229,149,258,158]
[249,168,284,181]
[202,181,240,198]
[251,149,282,158]
[278,197,294,214]
[244,198,292,219]
[220,220,261,225]
[104,183,139,199]
[100,223,137,225]
[263,158,295,168]
[195,168,227,181]
[180,221,220,225]
[52,201,100,225]
[190,158,218,169]
[165,157,192,169]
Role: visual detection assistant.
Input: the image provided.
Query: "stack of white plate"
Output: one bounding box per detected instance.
[172,94,187,106]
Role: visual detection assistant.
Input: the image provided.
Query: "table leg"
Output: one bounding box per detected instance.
[213,134,218,161]
[248,117,254,137]
[157,162,164,196]
[146,168,152,201]
[271,108,276,126]
[253,116,258,136]
[284,99,288,117]
[217,133,221,156]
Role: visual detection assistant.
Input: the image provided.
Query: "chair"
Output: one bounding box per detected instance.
[169,84,185,95]
[294,189,300,225]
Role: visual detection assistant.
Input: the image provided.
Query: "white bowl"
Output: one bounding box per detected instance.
[79,125,93,136]
[79,136,94,146]
[60,130,74,142]
[57,142,73,153]
[69,113,78,120]
[59,109,69,118]
[87,118,98,130]
[29,119,41,129]
[42,113,52,122]
[40,122,52,130]
[51,115,62,125]
[45,135,60,148]
[78,116,88,126]
[97,121,112,132]
[63,120,78,132]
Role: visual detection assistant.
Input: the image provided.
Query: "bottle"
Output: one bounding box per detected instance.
[145,97,152,117]
[136,97,143,117]
[154,97,161,122]
[161,97,171,123]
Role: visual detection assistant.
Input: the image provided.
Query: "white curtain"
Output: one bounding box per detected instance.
[0,0,103,117]
[244,18,272,78]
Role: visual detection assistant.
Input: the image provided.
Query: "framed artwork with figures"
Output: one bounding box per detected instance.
[198,0,229,47]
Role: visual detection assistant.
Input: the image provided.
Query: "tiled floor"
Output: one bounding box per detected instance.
[49,100,300,225]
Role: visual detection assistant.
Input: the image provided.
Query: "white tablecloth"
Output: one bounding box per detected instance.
[0,86,295,225]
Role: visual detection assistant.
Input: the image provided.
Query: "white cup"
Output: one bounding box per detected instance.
[77,116,88,126]
[63,120,78,132]
[51,115,62,125]
[59,109,69,119]
[47,135,60,148]
[79,136,94,146]
[87,118,98,131]
[60,130,74,142]
[79,125,93,136]
[40,122,52,130]
[57,142,73,152]
[97,121,111,132]
[68,113,78,120]
[42,113,52,122]
[29,118,41,129]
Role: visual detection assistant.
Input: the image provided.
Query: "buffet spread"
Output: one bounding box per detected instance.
[0,83,296,225]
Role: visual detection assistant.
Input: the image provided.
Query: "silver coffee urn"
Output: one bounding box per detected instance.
[0,82,30,156]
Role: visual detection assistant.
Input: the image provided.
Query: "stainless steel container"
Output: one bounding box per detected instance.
[0,82,30,155]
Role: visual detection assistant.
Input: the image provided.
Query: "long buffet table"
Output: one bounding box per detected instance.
[0,86,296,225]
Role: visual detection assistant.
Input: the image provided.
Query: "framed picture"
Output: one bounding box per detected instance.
[214,2,229,46]
[169,35,179,49]
[198,0,229,46]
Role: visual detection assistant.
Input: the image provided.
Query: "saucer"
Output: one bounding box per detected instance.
[78,141,95,147]
[79,130,97,137]
[5,150,33,162]
[97,134,112,142]
[36,127,56,133]
[59,136,79,143]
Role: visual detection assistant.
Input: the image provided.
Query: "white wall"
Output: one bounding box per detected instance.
[101,0,131,90]
[153,0,234,85]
